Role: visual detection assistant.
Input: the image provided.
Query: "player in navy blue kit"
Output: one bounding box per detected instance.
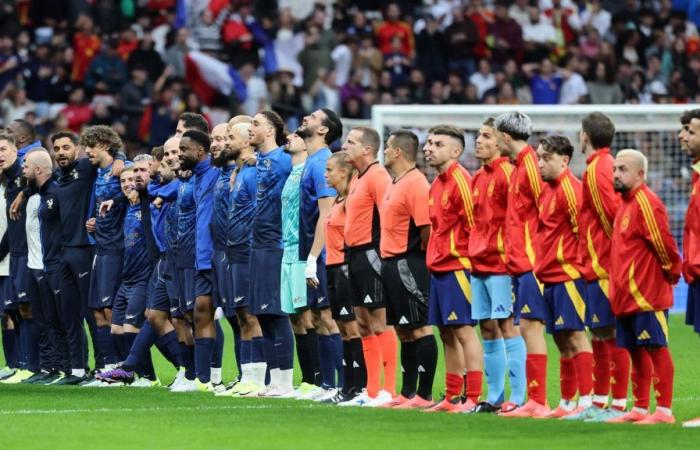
[247,111,294,397]
[81,126,128,379]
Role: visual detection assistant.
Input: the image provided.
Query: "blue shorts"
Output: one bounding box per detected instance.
[428,270,476,327]
[308,255,330,310]
[585,280,615,329]
[249,248,284,316]
[212,250,229,309]
[113,280,148,328]
[513,271,546,323]
[471,273,514,321]
[177,268,196,313]
[148,257,171,314]
[226,261,251,315]
[164,255,180,317]
[195,270,213,298]
[88,253,123,310]
[9,254,30,306]
[616,310,669,350]
[685,280,700,334]
[542,279,587,334]
[0,277,9,313]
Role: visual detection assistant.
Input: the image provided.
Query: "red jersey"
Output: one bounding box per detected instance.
[344,162,391,249]
[610,184,682,316]
[379,168,431,258]
[578,148,620,284]
[468,156,513,274]
[505,145,543,275]
[683,159,700,282]
[426,162,474,273]
[325,197,346,266]
[534,168,583,283]
[72,32,101,82]
[376,21,414,56]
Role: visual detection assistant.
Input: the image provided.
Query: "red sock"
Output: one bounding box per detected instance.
[573,351,594,398]
[629,347,653,410]
[648,347,674,408]
[465,370,482,403]
[591,340,610,406]
[445,372,463,401]
[609,340,630,410]
[560,357,577,401]
[377,330,398,397]
[361,335,382,398]
[526,353,547,405]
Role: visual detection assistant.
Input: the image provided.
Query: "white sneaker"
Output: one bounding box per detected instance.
[0,366,16,379]
[81,378,109,388]
[297,386,326,401]
[238,382,265,397]
[257,385,279,397]
[168,369,185,389]
[314,388,339,402]
[262,386,295,398]
[131,377,161,388]
[365,390,392,407]
[170,379,198,393]
[338,389,372,407]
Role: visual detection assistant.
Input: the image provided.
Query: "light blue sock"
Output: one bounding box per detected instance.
[483,339,507,405]
[505,336,527,405]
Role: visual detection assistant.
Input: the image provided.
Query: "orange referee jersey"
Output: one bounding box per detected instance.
[379,168,431,258]
[505,145,543,275]
[578,148,621,284]
[344,162,391,249]
[533,168,583,284]
[468,156,513,274]
[610,184,681,316]
[426,161,474,273]
[325,197,346,266]
[683,158,700,282]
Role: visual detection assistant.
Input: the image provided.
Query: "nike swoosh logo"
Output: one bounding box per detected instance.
[79,272,89,278]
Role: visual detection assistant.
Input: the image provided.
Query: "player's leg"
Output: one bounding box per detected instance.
[12,256,39,382]
[0,276,19,379]
[193,270,216,388]
[124,280,158,386]
[41,270,69,383]
[684,280,700,427]
[472,274,505,409]
[290,308,319,397]
[24,269,53,384]
[53,255,88,384]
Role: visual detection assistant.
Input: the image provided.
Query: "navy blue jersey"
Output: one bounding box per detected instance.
[122,202,151,283]
[53,158,98,248]
[162,180,180,255]
[252,147,292,250]
[139,186,159,264]
[175,175,196,268]
[0,158,28,258]
[299,147,336,260]
[93,165,126,255]
[38,179,62,271]
[149,179,179,254]
[193,158,218,271]
[212,164,234,251]
[226,163,257,261]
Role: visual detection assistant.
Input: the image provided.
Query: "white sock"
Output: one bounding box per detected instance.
[241,363,253,384]
[578,395,592,408]
[611,398,627,410]
[632,406,648,414]
[269,368,281,387]
[593,395,608,407]
[72,368,86,377]
[210,367,222,384]
[280,369,293,390]
[560,399,576,411]
[251,362,267,386]
[657,406,672,416]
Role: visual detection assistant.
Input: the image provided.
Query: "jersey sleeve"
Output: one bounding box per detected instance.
[451,169,475,229]
[588,159,620,238]
[637,195,682,282]
[406,176,431,227]
[522,152,543,208]
[313,160,336,198]
[372,170,391,208]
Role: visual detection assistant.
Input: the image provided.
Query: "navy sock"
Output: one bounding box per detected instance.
[154,330,181,369]
[240,339,251,365]
[331,333,343,387]
[180,343,195,380]
[211,321,224,369]
[21,319,40,373]
[306,328,322,385]
[319,334,336,388]
[230,317,242,376]
[1,327,18,369]
[139,348,156,380]
[251,336,265,363]
[122,332,137,363]
[122,323,157,371]
[194,337,215,383]
[96,326,117,367]
[271,316,293,371]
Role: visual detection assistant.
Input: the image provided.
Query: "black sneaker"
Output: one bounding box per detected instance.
[472,401,501,414]
[54,374,88,385]
[323,390,353,404]
[23,371,53,384]
[40,371,63,385]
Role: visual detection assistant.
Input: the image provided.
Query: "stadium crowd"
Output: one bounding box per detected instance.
[1,0,700,156]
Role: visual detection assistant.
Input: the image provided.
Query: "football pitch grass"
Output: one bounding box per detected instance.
[0,315,699,449]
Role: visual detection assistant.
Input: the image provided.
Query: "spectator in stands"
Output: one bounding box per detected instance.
[469,59,496,100]
[522,6,557,63]
[587,60,624,104]
[164,27,189,78]
[239,62,268,117]
[488,3,524,66]
[1,85,35,127]
[559,55,588,104]
[72,14,101,82]
[376,3,414,58]
[61,87,93,132]
[85,39,129,95]
[415,13,446,84]
[508,0,531,28]
[444,8,479,80]
[523,58,563,104]
[270,68,303,129]
[298,25,333,91]
[127,33,165,82]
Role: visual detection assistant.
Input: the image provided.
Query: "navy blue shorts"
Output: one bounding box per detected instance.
[148,257,170,313]
[428,270,476,327]
[685,280,700,334]
[327,264,355,321]
[513,271,546,324]
[212,250,228,308]
[195,270,213,298]
[307,255,330,310]
[585,280,615,329]
[249,248,284,316]
[88,254,123,310]
[164,255,180,317]
[9,254,30,306]
[226,261,250,316]
[177,268,196,313]
[617,310,669,350]
[0,276,10,313]
[113,279,148,328]
[542,279,587,334]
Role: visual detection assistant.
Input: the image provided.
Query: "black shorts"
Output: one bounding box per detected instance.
[327,264,355,322]
[347,246,385,309]
[381,253,429,327]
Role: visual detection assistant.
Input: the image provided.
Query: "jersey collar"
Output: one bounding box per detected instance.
[193,157,211,176]
[514,145,535,166]
[438,160,460,181]
[484,156,509,172]
[586,147,610,164]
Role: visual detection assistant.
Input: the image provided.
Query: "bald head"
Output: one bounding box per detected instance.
[27,149,53,171]
[613,149,647,194]
[211,123,231,167]
[163,136,182,170]
[22,149,53,187]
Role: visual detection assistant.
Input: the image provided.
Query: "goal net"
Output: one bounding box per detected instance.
[368,104,693,313]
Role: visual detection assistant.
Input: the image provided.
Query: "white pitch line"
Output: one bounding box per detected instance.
[0,404,306,416]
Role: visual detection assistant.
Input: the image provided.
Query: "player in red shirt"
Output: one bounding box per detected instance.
[379,130,437,409]
[423,125,483,413]
[494,112,549,417]
[608,150,681,425]
[468,117,526,413]
[569,112,630,422]
[340,127,398,407]
[678,110,700,428]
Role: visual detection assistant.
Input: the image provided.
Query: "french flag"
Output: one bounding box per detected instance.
[185,51,247,105]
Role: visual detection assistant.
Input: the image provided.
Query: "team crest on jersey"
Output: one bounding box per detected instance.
[428,196,434,206]
[135,211,142,221]
[46,199,54,209]
[71,169,79,179]
[441,191,449,207]
[14,177,20,187]
[487,180,495,197]
[473,188,479,198]
[621,213,630,231]
[264,159,271,168]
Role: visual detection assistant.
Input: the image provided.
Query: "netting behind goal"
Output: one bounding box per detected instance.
[369,104,693,313]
